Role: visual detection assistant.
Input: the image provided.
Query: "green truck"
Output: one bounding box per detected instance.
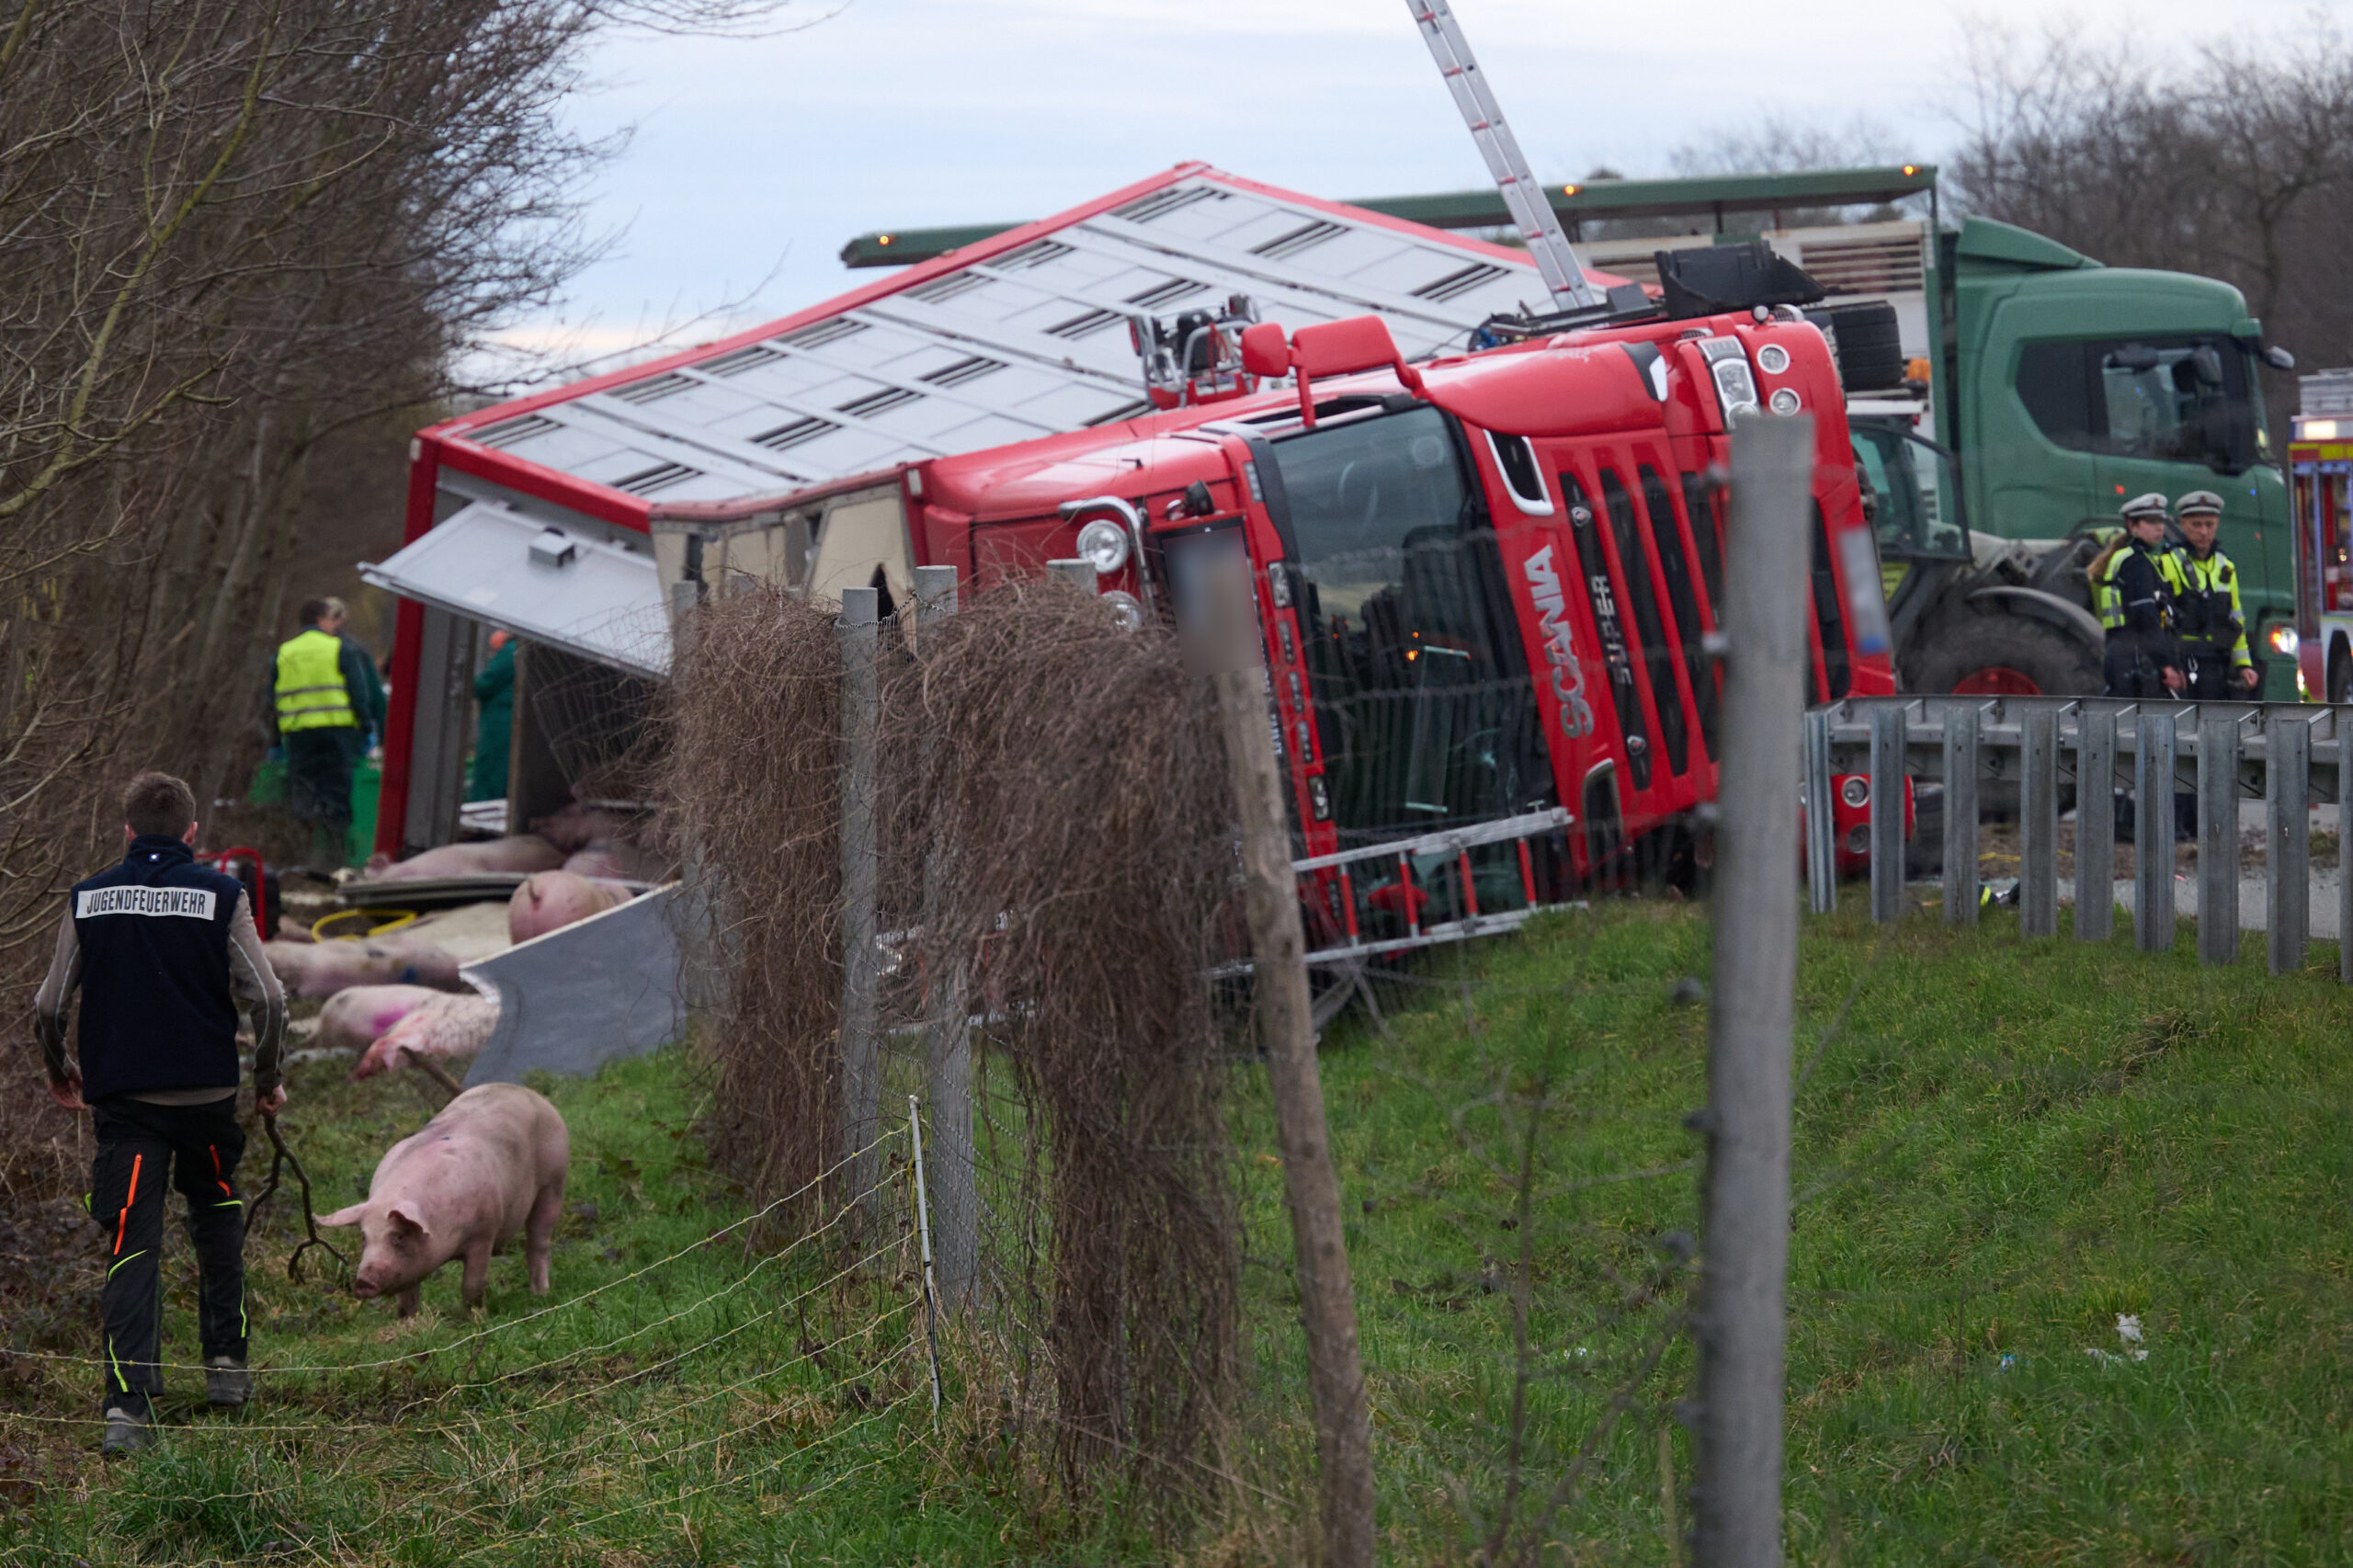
[845,165,2302,699]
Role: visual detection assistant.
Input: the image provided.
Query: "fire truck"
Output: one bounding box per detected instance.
[2291,369,2353,698]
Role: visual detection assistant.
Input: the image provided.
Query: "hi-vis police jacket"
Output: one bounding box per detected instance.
[2096,536,2178,658]
[2169,546,2253,670]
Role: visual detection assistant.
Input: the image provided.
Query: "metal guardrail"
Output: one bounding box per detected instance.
[1804,696,2351,979]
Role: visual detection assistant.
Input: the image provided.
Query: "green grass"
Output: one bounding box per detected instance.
[7,899,2353,1563]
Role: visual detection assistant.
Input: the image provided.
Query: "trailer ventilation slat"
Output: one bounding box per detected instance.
[835,387,923,419]
[612,461,699,495]
[907,271,988,304]
[921,355,1007,388]
[753,417,835,451]
[469,414,562,449]
[779,319,870,349]
[1046,308,1123,340]
[995,239,1074,271]
[1798,235,1926,297]
[607,372,694,405]
[1252,220,1347,259]
[700,344,786,377]
[1124,278,1210,310]
[1112,187,1221,225]
[1413,262,1511,302]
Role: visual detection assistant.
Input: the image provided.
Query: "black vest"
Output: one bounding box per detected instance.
[70,836,245,1102]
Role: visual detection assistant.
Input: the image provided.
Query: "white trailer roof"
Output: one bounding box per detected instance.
[442,165,1575,507]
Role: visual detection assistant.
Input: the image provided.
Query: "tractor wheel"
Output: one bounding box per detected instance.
[1907,610,2102,698]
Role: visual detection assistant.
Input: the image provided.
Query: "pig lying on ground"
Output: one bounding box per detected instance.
[560,839,668,882]
[317,984,449,1054]
[362,835,563,882]
[352,994,500,1079]
[266,936,465,999]
[529,802,631,854]
[322,1083,568,1315]
[507,870,631,943]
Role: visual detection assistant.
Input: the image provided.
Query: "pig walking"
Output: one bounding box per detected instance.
[322,1084,568,1315]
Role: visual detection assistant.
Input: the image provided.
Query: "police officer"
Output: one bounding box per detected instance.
[2170,489,2260,698]
[2095,493,2186,699]
[33,772,287,1453]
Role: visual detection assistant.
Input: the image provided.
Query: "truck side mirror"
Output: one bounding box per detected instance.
[1239,323,1290,380]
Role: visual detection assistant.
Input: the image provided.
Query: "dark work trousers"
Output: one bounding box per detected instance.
[89,1096,248,1416]
[2177,653,2242,836]
[284,726,361,869]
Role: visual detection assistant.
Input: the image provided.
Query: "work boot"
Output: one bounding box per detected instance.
[205,1357,253,1407]
[101,1404,154,1455]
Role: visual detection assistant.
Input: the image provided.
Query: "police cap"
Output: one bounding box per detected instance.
[2176,489,2224,518]
[2120,492,2171,522]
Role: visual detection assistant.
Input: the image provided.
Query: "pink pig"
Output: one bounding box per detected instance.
[352,993,500,1079]
[507,870,631,944]
[316,984,448,1055]
[322,1084,569,1315]
[364,835,564,882]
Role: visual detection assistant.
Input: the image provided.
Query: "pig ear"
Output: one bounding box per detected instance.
[320,1204,366,1228]
[387,1204,429,1238]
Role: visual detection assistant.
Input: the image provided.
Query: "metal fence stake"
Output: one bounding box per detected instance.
[2020,706,2058,938]
[836,585,883,1224]
[1942,704,1979,926]
[1869,703,1906,924]
[2136,713,2177,952]
[913,564,977,1309]
[2075,708,2115,941]
[1804,708,1836,915]
[2268,710,2311,975]
[1694,415,1813,1568]
[907,1095,944,1425]
[2198,711,2239,966]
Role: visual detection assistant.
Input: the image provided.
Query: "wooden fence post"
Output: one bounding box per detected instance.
[914,563,977,1308]
[837,585,883,1222]
[1201,556,1374,1568]
[1693,415,1812,1568]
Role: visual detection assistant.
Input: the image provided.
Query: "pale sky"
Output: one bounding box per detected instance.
[484,0,2336,383]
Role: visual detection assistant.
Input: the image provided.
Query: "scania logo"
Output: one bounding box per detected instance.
[1522,544,1594,739]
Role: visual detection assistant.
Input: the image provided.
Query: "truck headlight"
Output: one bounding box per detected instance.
[1698,336,1758,420]
[1075,517,1131,574]
[1101,591,1144,631]
[2265,623,2300,658]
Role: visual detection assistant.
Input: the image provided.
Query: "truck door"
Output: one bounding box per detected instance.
[1983,333,2105,540]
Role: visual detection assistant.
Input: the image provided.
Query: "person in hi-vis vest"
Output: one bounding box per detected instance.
[269,597,383,872]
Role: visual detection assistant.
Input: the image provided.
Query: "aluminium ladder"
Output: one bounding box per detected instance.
[1403,0,1602,312]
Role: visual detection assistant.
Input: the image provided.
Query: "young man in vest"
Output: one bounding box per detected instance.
[270,597,383,873]
[33,772,288,1454]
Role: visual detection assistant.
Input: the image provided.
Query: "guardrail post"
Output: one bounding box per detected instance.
[1869,703,1905,924]
[1942,703,1979,926]
[2019,706,2059,938]
[2135,713,2177,952]
[837,585,884,1225]
[914,563,976,1308]
[2197,711,2240,966]
[2267,710,2311,976]
[2075,708,2116,941]
[2342,722,2353,985]
[1804,708,1836,915]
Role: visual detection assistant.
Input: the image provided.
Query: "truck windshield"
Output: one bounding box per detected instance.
[1268,405,1551,844]
[2016,335,2267,473]
[1851,419,1968,561]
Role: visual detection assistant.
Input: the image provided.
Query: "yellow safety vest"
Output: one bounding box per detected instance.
[2171,548,2252,667]
[274,629,357,732]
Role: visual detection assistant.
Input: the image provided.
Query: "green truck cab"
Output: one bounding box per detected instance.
[1938,216,2293,696]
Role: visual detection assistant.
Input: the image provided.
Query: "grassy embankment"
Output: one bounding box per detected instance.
[4,896,2350,1562]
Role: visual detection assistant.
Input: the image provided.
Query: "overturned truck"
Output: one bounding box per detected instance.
[369,165,1893,949]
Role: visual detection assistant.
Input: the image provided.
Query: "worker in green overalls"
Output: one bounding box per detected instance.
[468,630,516,805]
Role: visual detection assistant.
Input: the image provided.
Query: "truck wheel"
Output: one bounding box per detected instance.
[1908,611,2102,698]
[2331,641,2351,703]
